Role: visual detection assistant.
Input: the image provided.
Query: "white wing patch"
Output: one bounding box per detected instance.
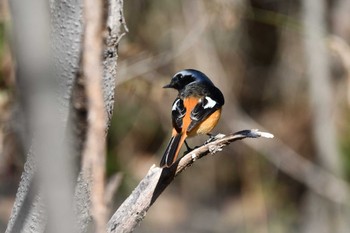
[203,96,217,109]
[172,99,181,111]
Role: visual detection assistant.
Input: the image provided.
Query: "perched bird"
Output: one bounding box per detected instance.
[160,69,225,167]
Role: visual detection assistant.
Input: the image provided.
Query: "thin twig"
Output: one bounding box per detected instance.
[105,173,123,214]
[82,0,107,231]
[107,129,273,233]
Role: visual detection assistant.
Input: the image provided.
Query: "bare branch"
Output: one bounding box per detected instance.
[103,0,128,122]
[6,0,126,232]
[82,0,108,232]
[105,173,123,214]
[73,0,127,231]
[107,129,273,233]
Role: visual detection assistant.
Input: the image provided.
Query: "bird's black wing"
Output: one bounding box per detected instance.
[186,96,220,133]
[171,98,186,133]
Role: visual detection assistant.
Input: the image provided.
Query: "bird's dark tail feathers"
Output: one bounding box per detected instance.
[160,133,184,167]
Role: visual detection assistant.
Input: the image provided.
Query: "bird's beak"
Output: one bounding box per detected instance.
[163,83,172,88]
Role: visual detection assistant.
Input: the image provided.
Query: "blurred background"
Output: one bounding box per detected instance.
[1,0,350,232]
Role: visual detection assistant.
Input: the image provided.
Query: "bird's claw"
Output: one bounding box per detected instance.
[205,133,226,144]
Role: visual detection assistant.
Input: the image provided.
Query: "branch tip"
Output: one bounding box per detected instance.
[237,129,274,139]
[255,130,274,139]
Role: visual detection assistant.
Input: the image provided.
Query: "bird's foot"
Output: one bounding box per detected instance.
[184,140,194,154]
[205,133,226,144]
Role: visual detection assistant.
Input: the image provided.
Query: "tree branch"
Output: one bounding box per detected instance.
[81,0,108,231]
[73,0,127,231]
[6,0,126,232]
[107,129,273,233]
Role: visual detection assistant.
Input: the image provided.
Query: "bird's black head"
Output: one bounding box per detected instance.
[163,69,213,91]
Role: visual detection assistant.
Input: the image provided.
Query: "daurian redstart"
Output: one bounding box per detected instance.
[160,69,224,167]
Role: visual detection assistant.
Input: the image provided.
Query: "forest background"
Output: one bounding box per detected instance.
[1,0,350,232]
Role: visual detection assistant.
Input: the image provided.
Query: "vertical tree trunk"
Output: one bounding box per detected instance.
[5,0,126,232]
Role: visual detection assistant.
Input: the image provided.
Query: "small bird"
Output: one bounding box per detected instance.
[160,69,225,167]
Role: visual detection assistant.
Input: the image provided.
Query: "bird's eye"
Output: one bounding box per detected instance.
[175,74,183,79]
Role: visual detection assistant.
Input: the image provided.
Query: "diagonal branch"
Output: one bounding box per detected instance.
[107,129,273,233]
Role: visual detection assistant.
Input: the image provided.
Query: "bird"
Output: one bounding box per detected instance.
[160,69,225,167]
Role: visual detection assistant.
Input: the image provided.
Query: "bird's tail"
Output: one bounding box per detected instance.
[160,133,186,167]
